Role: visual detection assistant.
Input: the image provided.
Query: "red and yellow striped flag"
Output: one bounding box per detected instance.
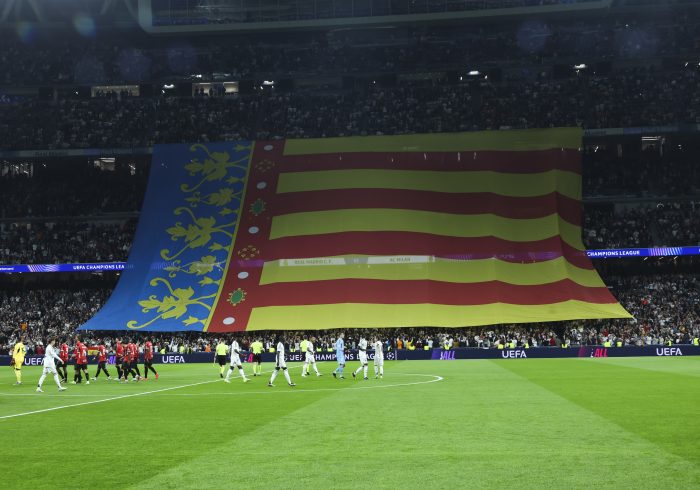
[207,129,631,331]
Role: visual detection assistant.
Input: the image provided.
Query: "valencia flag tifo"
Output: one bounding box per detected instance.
[80,129,631,332]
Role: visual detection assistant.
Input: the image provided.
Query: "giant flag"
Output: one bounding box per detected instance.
[80,129,631,332]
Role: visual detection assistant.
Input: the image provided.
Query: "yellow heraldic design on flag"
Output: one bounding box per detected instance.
[80,130,631,333]
[117,142,252,331]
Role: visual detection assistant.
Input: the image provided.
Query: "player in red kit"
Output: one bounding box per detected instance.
[121,342,134,382]
[115,338,124,380]
[128,341,142,379]
[71,340,82,384]
[93,341,112,380]
[58,339,69,384]
[143,338,158,380]
[72,337,90,385]
[121,339,139,382]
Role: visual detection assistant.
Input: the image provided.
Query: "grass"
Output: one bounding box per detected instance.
[1,357,700,489]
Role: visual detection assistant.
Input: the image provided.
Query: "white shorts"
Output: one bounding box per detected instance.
[374,356,384,367]
[230,354,241,366]
[42,365,57,375]
[276,356,287,369]
[305,352,315,363]
[358,351,368,364]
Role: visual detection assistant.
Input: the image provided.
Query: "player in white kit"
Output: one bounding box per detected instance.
[224,339,249,383]
[268,340,296,387]
[352,337,369,380]
[301,336,322,377]
[373,337,384,379]
[36,338,67,392]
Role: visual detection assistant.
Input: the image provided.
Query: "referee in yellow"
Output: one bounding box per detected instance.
[12,336,27,385]
[214,339,228,378]
[250,338,264,376]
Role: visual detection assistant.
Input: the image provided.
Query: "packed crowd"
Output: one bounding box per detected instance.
[0,163,147,219]
[654,201,700,247]
[583,201,700,249]
[0,288,110,355]
[583,206,654,249]
[583,145,700,198]
[0,220,136,265]
[1,199,697,265]
[2,15,699,85]
[2,272,698,356]
[2,65,700,150]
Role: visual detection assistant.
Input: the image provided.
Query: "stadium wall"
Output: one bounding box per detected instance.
[2,346,698,367]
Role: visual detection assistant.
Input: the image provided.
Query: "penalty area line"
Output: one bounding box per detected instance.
[0,379,221,420]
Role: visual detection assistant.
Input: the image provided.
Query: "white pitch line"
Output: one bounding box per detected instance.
[0,373,443,400]
[146,373,444,396]
[0,374,445,408]
[0,365,292,400]
[0,379,221,420]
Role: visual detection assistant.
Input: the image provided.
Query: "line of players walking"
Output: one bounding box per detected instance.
[17,333,384,393]
[214,333,385,388]
[32,336,160,392]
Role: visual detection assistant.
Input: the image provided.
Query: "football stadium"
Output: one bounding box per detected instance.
[1,0,700,488]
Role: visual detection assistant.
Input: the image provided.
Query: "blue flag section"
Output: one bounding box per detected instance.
[79,142,251,331]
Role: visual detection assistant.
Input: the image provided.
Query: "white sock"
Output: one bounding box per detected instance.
[38,373,46,388]
[53,373,62,388]
[302,362,309,374]
[363,365,368,378]
[238,367,247,380]
[225,366,234,380]
[283,369,292,384]
[312,363,320,375]
[270,369,279,383]
[354,366,362,375]
[374,366,378,376]
[380,366,384,376]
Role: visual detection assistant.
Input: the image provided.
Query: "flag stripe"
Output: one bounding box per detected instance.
[258,256,604,287]
[244,301,632,331]
[272,190,581,225]
[281,148,581,174]
[283,128,583,155]
[256,233,593,269]
[269,210,584,250]
[247,279,616,307]
[277,169,581,200]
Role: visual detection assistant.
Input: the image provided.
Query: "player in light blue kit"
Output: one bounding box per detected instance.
[332,332,345,379]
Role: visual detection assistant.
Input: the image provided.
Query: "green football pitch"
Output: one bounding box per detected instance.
[1,358,700,489]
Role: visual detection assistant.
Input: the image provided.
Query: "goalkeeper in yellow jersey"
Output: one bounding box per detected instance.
[11,336,27,385]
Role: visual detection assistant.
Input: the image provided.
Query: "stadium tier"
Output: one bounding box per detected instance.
[2,3,700,487]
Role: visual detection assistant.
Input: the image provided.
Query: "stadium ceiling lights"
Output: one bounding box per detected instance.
[574,63,587,70]
[468,70,480,76]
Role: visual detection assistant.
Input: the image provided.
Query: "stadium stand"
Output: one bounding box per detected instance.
[2,67,700,149]
[0,1,699,350]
